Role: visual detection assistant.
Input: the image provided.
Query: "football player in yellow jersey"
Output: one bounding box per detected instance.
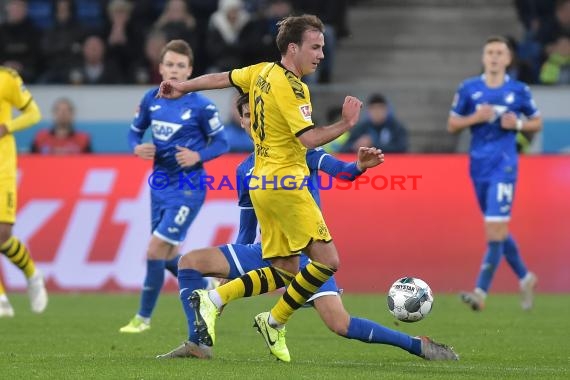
[158,15,362,361]
[0,67,48,317]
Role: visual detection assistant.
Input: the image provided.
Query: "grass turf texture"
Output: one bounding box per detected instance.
[0,293,568,379]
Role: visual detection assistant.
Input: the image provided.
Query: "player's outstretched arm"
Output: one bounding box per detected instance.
[158,72,231,99]
[310,146,383,182]
[298,96,363,149]
[356,147,384,171]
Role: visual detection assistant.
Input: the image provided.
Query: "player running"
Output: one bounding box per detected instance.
[119,40,228,333]
[158,14,360,362]
[447,36,542,311]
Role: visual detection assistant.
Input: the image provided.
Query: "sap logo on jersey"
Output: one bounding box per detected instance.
[151,120,183,141]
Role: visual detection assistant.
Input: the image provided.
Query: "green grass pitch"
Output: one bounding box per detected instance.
[1,293,568,379]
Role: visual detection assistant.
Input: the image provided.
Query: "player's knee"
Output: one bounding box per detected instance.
[146,248,163,260]
[319,256,339,272]
[178,251,199,270]
[485,221,509,241]
[487,229,508,241]
[0,225,12,247]
[271,258,300,275]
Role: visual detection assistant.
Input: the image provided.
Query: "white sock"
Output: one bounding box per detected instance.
[136,314,151,324]
[474,288,487,299]
[268,313,284,329]
[208,290,223,309]
[520,272,533,286]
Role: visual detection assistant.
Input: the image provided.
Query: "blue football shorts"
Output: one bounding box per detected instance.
[151,189,206,245]
[473,179,516,222]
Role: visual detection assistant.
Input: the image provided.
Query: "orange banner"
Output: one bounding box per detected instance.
[3,155,568,293]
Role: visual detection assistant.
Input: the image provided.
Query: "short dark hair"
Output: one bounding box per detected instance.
[160,39,194,66]
[275,14,324,54]
[367,93,387,105]
[236,93,249,117]
[484,35,510,47]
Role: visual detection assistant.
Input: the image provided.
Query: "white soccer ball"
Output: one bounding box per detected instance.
[387,277,434,322]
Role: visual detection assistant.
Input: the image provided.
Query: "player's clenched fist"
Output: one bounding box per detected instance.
[157,80,185,99]
[341,96,363,128]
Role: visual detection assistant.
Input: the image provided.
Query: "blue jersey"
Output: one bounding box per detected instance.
[235,148,363,244]
[128,88,228,241]
[450,74,539,181]
[128,88,228,179]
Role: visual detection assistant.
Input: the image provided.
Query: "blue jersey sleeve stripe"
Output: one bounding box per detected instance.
[317,153,330,170]
[208,125,225,136]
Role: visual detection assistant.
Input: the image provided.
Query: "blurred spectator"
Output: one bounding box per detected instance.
[129,29,168,85]
[188,0,220,76]
[506,35,538,84]
[536,0,570,51]
[154,0,198,53]
[129,0,163,33]
[514,0,556,34]
[292,0,349,83]
[0,0,42,82]
[341,93,408,153]
[238,0,291,66]
[27,0,54,30]
[38,0,85,84]
[74,0,105,32]
[206,0,250,72]
[103,0,145,79]
[223,94,254,152]
[539,35,570,84]
[66,34,124,84]
[31,98,91,154]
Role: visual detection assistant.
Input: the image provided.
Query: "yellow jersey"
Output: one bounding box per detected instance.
[0,66,39,178]
[230,62,314,188]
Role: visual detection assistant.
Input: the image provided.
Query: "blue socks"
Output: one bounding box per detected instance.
[476,241,503,292]
[165,255,182,277]
[346,317,422,356]
[503,235,528,279]
[178,268,207,343]
[138,259,166,318]
[137,257,208,328]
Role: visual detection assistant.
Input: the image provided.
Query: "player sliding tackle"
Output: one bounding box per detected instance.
[156,93,459,362]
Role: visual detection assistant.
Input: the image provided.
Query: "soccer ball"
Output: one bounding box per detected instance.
[387,277,434,322]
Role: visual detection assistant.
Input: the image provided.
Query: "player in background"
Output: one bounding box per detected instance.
[157,93,458,362]
[158,15,361,362]
[119,40,229,333]
[0,66,48,317]
[447,36,542,311]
